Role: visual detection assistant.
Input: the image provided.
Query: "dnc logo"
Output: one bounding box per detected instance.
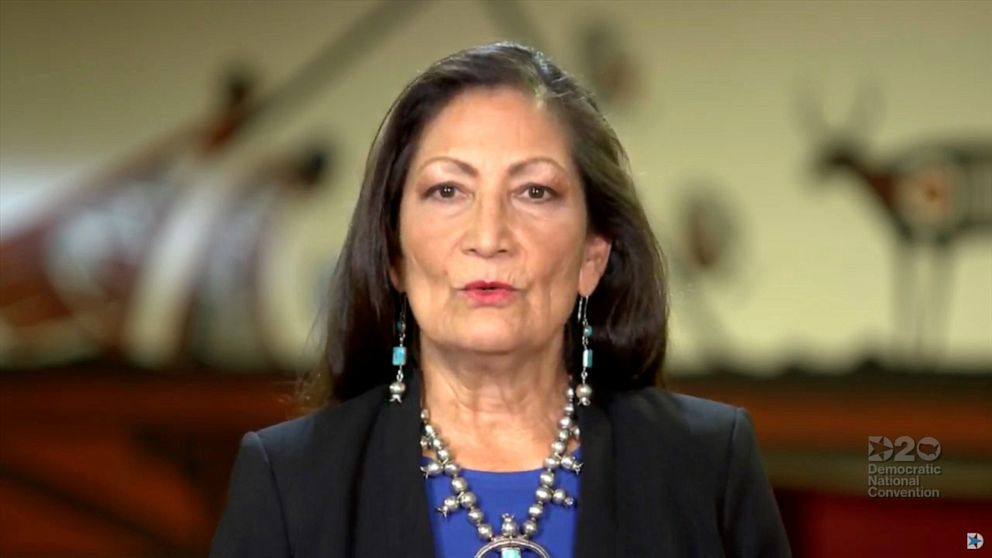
[867,435,941,462]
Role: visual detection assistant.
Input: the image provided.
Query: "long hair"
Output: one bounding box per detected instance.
[298,42,668,409]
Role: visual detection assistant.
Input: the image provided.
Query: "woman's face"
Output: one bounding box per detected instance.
[391,86,611,358]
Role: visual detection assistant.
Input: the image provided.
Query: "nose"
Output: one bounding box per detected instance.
[462,191,513,258]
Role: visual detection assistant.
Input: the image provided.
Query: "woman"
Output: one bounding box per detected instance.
[211,42,790,557]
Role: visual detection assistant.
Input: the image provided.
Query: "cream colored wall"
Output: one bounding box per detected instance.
[1,0,989,373]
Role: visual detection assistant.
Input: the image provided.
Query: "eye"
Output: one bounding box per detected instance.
[426,182,462,200]
[522,183,556,201]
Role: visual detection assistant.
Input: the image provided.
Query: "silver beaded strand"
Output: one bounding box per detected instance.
[575,295,594,407]
[419,385,584,558]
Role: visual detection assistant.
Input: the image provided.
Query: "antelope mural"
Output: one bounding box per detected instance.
[802,87,992,367]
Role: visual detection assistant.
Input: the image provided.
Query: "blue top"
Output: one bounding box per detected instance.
[422,449,582,558]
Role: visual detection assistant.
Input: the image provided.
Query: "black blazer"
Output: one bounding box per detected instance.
[210,369,791,557]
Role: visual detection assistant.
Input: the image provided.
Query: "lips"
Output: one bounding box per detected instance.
[462,280,517,305]
[463,280,515,291]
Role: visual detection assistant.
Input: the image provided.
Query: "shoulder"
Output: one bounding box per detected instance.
[609,386,742,441]
[606,386,751,492]
[213,387,387,556]
[227,385,387,544]
[610,391,791,554]
[250,385,386,470]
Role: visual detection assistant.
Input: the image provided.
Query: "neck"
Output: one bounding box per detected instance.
[417,337,573,470]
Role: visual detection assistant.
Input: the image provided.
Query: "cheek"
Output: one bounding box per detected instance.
[399,207,455,287]
[522,223,586,318]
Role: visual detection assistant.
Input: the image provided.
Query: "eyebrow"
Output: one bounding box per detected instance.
[416,156,567,177]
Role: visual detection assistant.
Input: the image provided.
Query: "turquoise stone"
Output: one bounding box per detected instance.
[582,348,593,368]
[500,548,522,558]
[392,346,407,366]
[583,325,593,338]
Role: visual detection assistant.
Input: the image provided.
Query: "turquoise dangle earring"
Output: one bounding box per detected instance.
[576,294,593,406]
[389,297,408,403]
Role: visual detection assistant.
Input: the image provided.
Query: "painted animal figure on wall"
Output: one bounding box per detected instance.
[802,86,992,368]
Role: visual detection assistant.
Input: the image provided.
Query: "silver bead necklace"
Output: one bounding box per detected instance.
[419,385,584,558]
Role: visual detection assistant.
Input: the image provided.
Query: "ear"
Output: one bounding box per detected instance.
[577,233,611,297]
[389,260,404,293]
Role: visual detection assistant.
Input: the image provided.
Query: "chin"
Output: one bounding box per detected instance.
[450,327,523,354]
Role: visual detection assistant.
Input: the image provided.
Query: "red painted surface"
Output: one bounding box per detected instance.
[777,490,992,558]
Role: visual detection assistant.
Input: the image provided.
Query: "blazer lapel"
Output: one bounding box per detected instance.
[574,399,619,557]
[352,367,436,557]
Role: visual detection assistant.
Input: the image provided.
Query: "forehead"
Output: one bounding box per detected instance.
[412,86,573,167]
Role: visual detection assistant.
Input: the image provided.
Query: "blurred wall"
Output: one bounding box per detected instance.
[2,0,990,374]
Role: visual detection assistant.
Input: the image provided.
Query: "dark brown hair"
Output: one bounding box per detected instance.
[299,42,668,409]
